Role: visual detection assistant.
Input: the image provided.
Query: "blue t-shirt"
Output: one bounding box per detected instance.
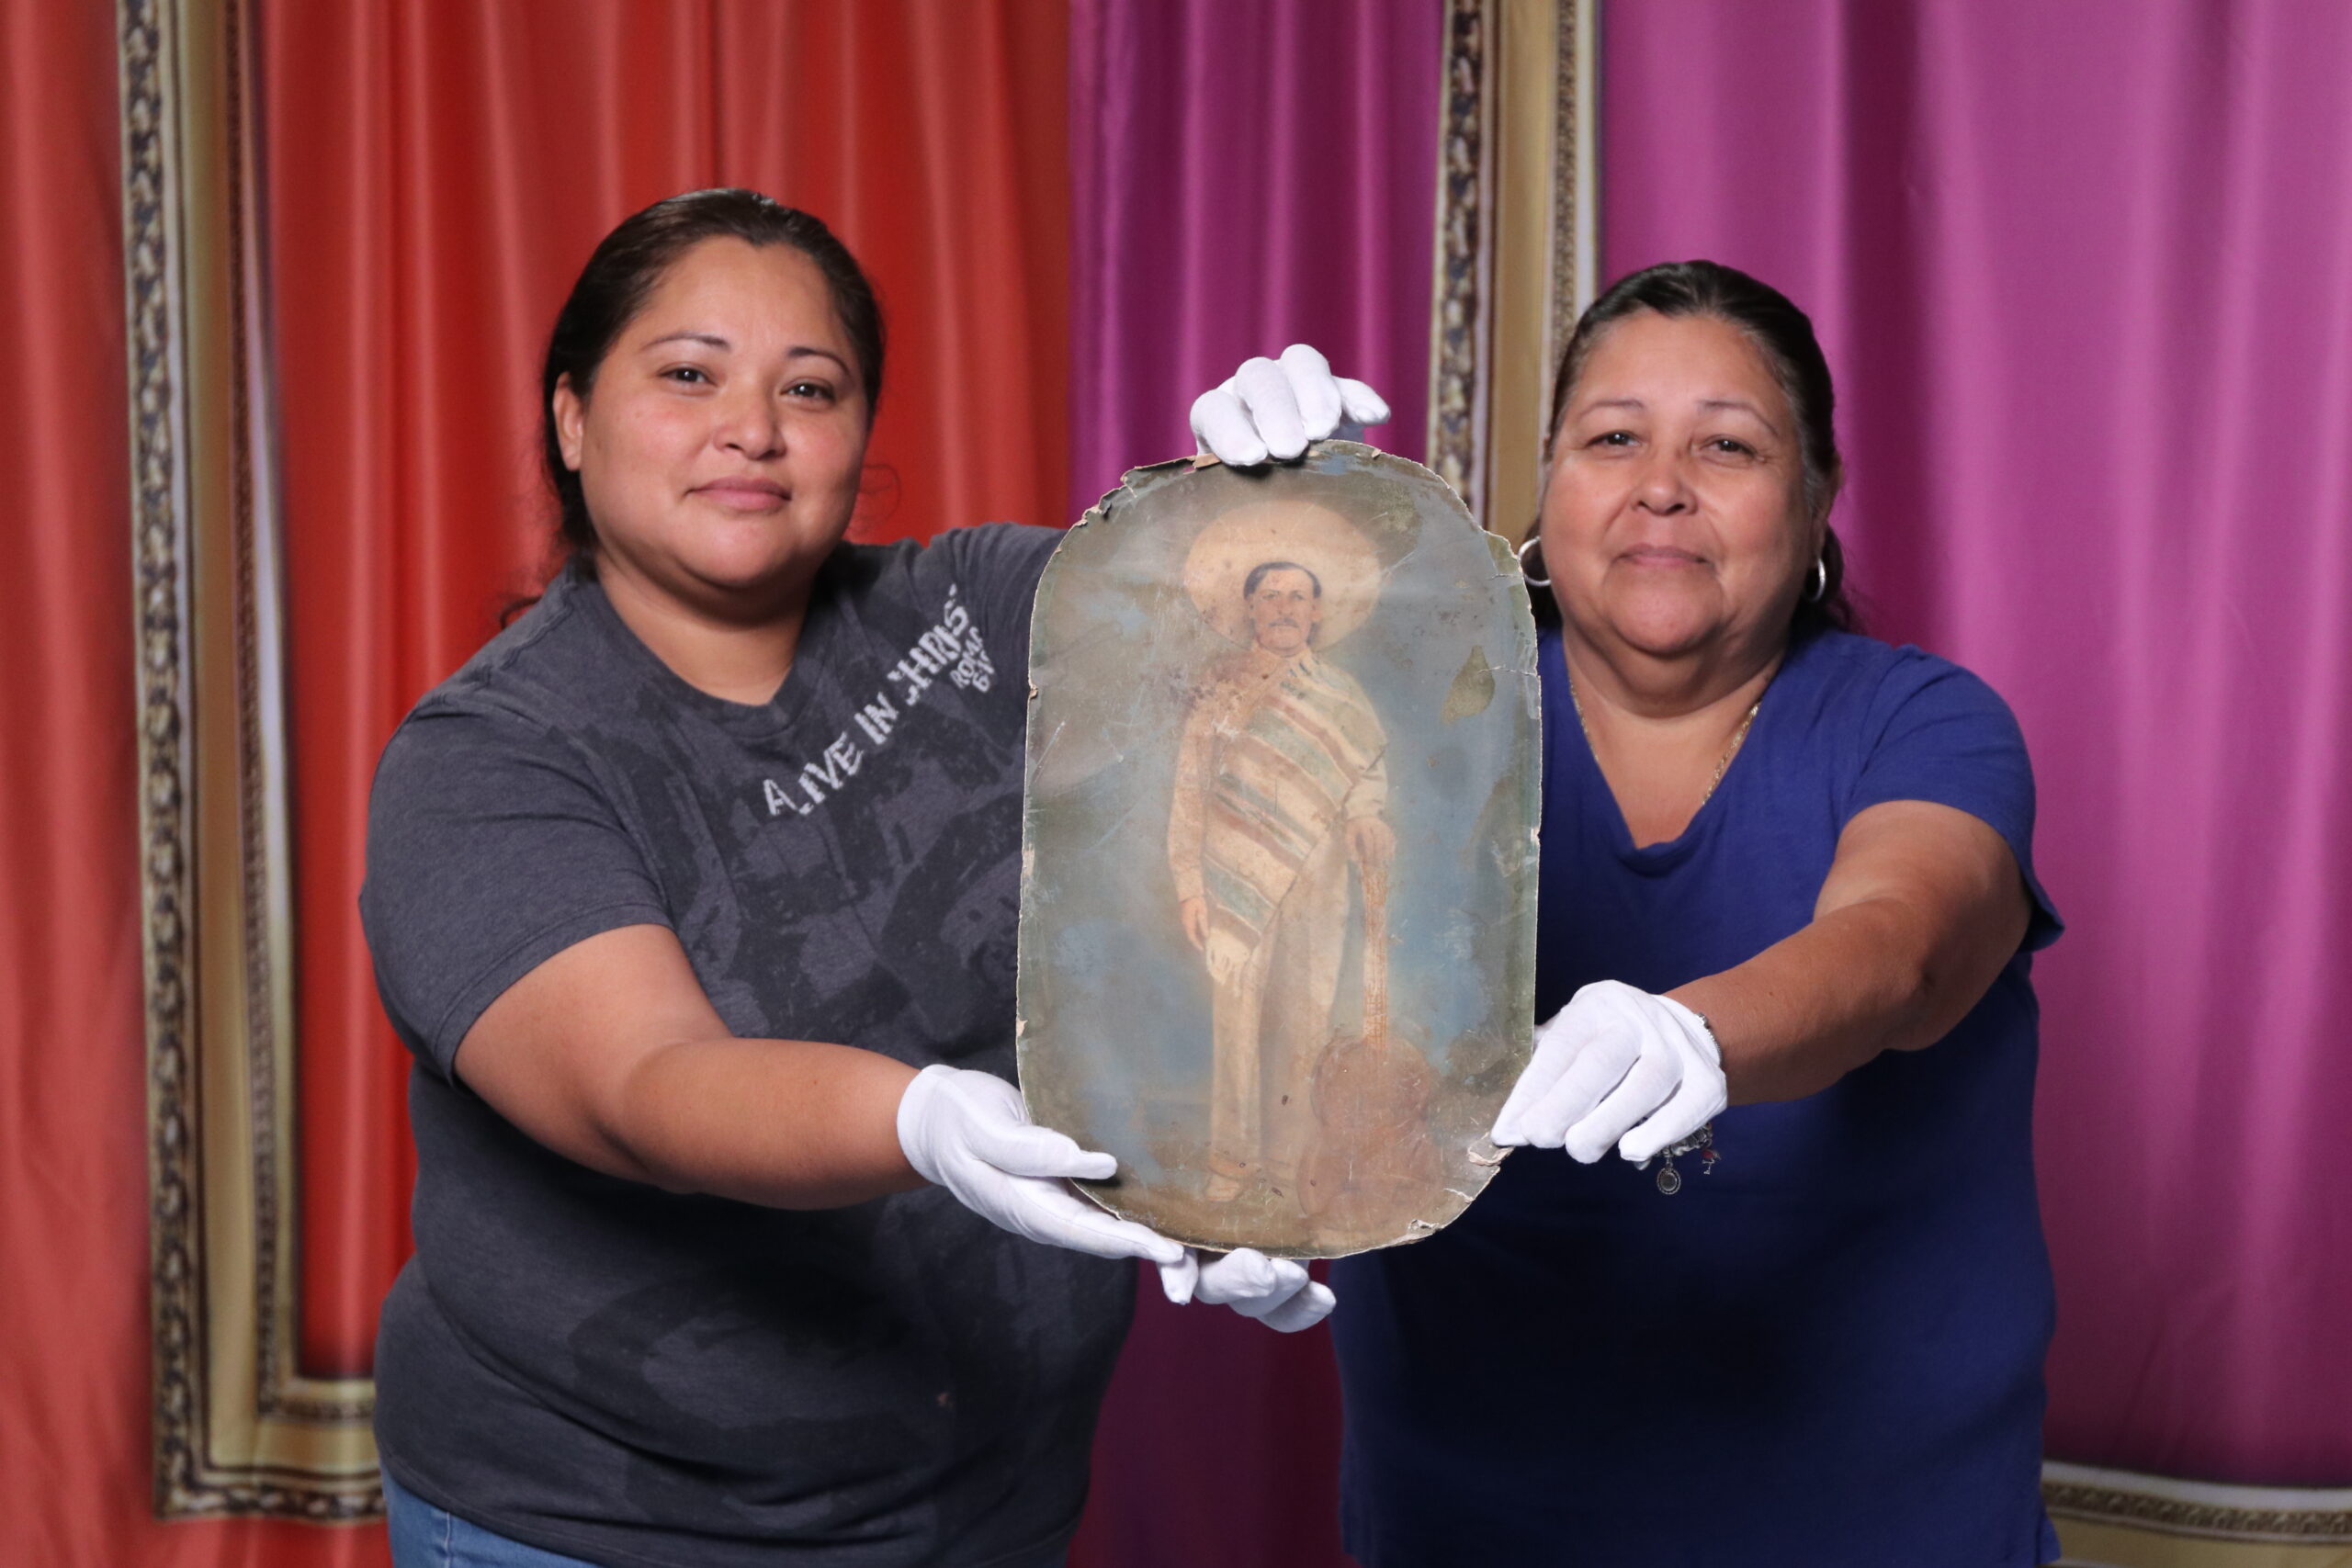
[1330,626,2064,1568]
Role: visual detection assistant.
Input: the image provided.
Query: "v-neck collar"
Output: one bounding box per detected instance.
[1545,633,1771,874]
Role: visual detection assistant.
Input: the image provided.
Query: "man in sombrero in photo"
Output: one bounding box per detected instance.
[1166,500,1396,1205]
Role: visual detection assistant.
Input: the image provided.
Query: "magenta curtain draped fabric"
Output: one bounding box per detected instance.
[1066,0,1442,515]
[1065,6,1440,1564]
[1603,0,2352,1486]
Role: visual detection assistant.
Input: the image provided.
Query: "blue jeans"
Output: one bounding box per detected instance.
[385,1472,1070,1568]
[384,1472,601,1568]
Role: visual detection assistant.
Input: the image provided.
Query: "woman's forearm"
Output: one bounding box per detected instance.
[454,925,928,1208]
[608,1035,924,1207]
[1670,801,2031,1106]
[1669,899,1950,1104]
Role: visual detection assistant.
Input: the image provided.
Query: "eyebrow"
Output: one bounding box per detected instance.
[640,331,853,374]
[1575,394,1782,431]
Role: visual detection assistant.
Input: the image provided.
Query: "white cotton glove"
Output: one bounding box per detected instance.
[897,1066,1185,1268]
[1157,1247,1336,1334]
[1189,343,1392,466]
[1488,980,1728,1165]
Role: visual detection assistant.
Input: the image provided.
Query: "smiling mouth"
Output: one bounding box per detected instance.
[695,480,790,506]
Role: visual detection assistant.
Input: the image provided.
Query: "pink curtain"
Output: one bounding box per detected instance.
[1067,0,1440,513]
[1603,0,2352,1486]
[1065,5,1441,1563]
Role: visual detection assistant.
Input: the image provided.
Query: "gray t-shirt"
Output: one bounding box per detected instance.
[361,524,1128,1568]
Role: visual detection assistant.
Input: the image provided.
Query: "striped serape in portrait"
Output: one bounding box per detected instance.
[1171,649,1387,977]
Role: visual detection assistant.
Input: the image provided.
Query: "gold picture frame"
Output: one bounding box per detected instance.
[2044,1463,2352,1567]
[1426,0,1600,541]
[123,0,380,1519]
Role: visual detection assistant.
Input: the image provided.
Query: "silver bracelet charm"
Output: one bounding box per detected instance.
[1639,1122,1718,1194]
[1636,1006,1726,1194]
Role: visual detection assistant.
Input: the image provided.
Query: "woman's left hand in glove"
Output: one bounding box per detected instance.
[1159,1247,1335,1334]
[1189,344,1390,466]
[1489,980,1728,1165]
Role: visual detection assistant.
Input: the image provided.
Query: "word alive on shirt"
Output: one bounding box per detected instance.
[762,584,1000,819]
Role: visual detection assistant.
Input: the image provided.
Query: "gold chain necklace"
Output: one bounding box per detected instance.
[1567,676,1764,810]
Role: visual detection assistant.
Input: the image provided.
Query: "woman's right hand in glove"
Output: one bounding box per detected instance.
[1189,344,1391,466]
[896,1066,1340,1331]
[897,1064,1186,1266]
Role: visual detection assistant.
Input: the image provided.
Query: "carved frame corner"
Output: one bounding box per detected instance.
[123,0,381,1521]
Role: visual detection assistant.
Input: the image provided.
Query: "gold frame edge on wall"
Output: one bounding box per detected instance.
[2044,1462,2352,1565]
[122,0,381,1520]
[1426,0,1600,542]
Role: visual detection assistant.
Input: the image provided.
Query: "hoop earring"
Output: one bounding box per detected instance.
[1518,533,1550,589]
[1806,554,1828,603]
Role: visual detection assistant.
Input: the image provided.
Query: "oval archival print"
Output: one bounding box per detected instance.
[1017,443,1539,1258]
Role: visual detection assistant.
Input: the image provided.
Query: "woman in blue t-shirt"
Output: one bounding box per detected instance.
[1330,262,2064,1567]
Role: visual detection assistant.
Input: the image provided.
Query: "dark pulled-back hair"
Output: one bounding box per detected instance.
[538,188,885,576]
[1544,259,1860,637]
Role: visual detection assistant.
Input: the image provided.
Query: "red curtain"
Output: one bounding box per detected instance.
[0,6,368,1563]
[263,0,1073,1376]
[0,2,159,1562]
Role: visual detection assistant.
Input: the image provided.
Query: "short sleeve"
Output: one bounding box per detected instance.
[938,522,1063,666]
[1844,652,2063,952]
[360,704,673,1080]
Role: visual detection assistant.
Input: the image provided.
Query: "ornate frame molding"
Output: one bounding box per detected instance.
[123,0,380,1519]
[1427,0,1599,540]
[2046,1462,2352,1565]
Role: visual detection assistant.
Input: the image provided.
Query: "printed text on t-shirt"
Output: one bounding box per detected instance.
[761,584,997,818]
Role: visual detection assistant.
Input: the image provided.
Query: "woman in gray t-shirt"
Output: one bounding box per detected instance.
[360,189,1380,1568]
